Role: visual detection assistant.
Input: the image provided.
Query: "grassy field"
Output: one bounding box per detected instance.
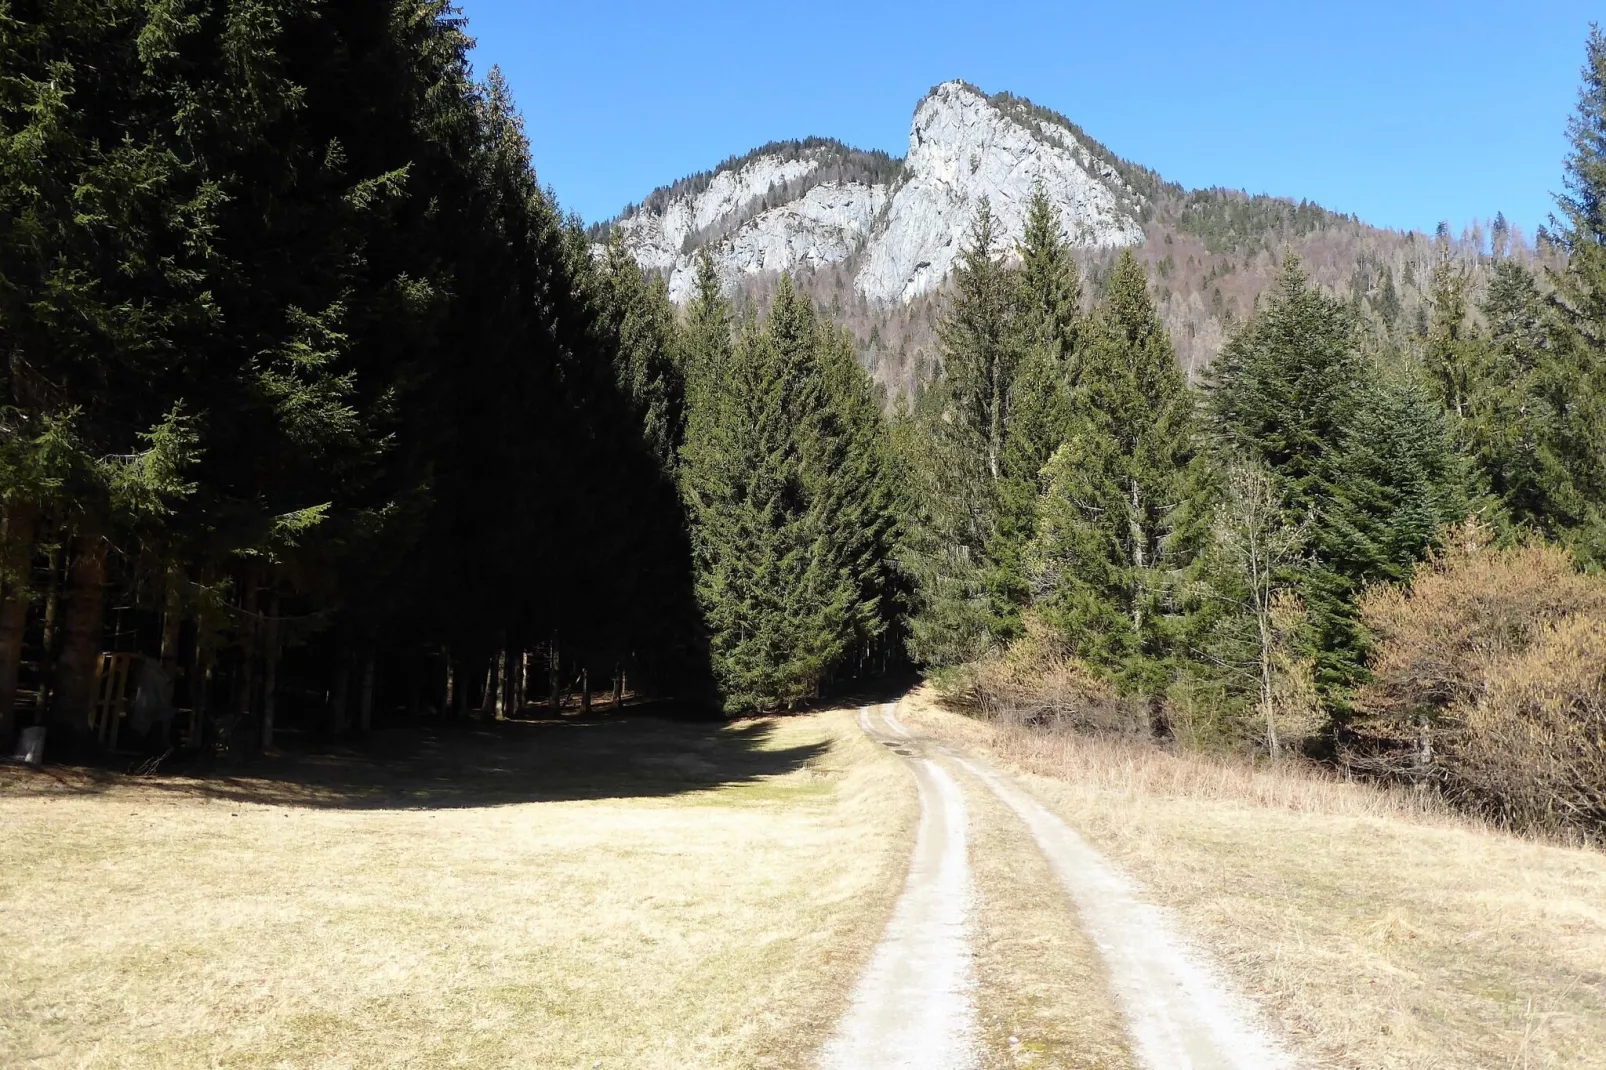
[903,688,1606,1070]
[0,709,915,1070]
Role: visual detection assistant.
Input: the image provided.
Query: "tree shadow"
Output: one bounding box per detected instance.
[0,713,832,811]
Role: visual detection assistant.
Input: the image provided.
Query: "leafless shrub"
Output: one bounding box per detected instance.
[1457,615,1606,837]
[1353,521,1606,838]
[955,616,1148,736]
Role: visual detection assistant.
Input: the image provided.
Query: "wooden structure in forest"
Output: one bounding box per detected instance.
[88,652,137,749]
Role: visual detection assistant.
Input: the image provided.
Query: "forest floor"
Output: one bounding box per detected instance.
[900,687,1606,1070]
[0,709,916,1070]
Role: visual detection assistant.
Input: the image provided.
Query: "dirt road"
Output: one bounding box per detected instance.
[826,702,1297,1070]
[818,708,981,1070]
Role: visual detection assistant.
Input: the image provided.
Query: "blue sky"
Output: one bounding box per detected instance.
[465,1,1598,238]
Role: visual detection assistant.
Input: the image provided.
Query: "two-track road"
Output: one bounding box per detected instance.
[820,702,1297,1070]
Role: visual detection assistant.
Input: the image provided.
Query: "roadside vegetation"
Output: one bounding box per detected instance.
[900,28,1606,844]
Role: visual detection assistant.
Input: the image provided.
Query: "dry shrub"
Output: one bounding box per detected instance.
[1357,524,1606,723]
[949,698,1453,824]
[1459,615,1606,836]
[960,616,1148,736]
[1355,521,1606,837]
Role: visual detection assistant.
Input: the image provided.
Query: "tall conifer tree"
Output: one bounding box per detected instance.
[903,204,1017,664]
[1030,251,1207,691]
[1542,25,1606,562]
[987,187,1083,639]
[1210,259,1466,692]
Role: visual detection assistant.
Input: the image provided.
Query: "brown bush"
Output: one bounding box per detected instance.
[956,616,1149,737]
[1354,522,1606,837]
[1458,615,1606,837]
[1356,524,1606,726]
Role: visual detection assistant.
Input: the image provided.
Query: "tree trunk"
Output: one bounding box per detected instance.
[479,655,495,719]
[236,579,259,743]
[1258,613,1279,758]
[613,665,624,709]
[0,502,40,747]
[407,651,422,722]
[51,531,107,747]
[188,603,211,751]
[549,639,561,711]
[516,650,529,712]
[444,652,458,719]
[35,542,62,714]
[494,642,508,721]
[158,568,182,678]
[358,651,375,733]
[260,590,280,752]
[331,658,350,735]
[581,668,591,714]
[155,562,181,729]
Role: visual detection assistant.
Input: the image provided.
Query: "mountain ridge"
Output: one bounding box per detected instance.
[598,81,1534,394]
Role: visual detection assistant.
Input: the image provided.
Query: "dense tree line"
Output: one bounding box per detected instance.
[0,1,903,760]
[903,27,1606,759]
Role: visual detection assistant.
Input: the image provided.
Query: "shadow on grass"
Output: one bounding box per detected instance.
[0,711,834,811]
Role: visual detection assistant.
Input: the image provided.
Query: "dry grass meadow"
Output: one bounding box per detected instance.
[0,708,915,1070]
[902,688,1606,1070]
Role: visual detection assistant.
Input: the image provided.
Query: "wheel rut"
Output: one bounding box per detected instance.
[823,702,1299,1070]
[818,706,980,1070]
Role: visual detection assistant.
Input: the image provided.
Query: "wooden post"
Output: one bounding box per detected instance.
[0,501,39,746]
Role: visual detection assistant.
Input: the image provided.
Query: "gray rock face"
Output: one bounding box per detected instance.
[855,83,1144,303]
[602,81,1144,304]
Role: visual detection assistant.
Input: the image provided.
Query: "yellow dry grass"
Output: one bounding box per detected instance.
[902,687,1606,1070]
[962,763,1135,1070]
[0,709,915,1070]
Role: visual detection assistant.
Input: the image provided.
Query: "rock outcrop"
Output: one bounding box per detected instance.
[601,81,1145,304]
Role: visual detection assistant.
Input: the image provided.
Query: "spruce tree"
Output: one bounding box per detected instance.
[987,187,1083,640]
[1424,254,1482,422]
[1542,24,1606,563]
[902,204,1017,664]
[599,235,685,464]
[680,277,890,711]
[1029,251,1207,691]
[1210,259,1466,692]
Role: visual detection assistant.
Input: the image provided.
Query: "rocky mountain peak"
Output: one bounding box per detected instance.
[600,81,1146,304]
